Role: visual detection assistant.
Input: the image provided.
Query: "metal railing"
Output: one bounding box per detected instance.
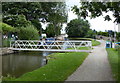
[9,40,92,52]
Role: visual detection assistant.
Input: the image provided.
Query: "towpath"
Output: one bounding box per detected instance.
[66,40,114,81]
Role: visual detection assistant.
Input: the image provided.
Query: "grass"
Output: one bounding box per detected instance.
[4,52,88,81]
[78,47,91,50]
[67,47,91,50]
[92,40,101,46]
[106,48,119,81]
[69,38,101,46]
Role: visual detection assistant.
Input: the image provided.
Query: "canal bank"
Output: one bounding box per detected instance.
[2,51,89,81]
[0,48,14,55]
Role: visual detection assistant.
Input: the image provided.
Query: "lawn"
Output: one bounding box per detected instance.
[69,38,101,46]
[92,40,101,46]
[4,52,89,81]
[106,48,119,81]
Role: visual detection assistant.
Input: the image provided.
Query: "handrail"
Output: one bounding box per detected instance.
[9,40,92,52]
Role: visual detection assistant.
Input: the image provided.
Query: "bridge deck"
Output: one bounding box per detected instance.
[9,48,92,53]
[10,40,92,53]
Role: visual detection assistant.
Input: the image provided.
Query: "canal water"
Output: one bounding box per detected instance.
[2,51,50,77]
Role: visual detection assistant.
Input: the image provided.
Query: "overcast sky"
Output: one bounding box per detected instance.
[66,0,118,32]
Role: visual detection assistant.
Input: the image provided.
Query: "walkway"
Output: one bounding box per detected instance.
[9,40,92,52]
[66,40,114,81]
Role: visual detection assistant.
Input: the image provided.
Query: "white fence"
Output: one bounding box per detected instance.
[9,40,92,52]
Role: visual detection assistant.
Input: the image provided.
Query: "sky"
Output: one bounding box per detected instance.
[66,0,118,32]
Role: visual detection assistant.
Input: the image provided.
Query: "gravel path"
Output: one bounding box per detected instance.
[66,40,114,81]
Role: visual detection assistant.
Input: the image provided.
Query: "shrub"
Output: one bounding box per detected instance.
[115,45,120,51]
[46,24,55,37]
[17,25,39,40]
[2,38,10,47]
[0,22,15,34]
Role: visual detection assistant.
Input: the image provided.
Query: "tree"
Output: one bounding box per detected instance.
[31,19,42,35]
[66,18,90,37]
[72,2,120,23]
[116,32,120,41]
[17,25,39,40]
[2,2,67,36]
[46,24,55,37]
[85,29,95,38]
[0,22,15,34]
[48,2,68,36]
[3,14,31,27]
[97,31,109,37]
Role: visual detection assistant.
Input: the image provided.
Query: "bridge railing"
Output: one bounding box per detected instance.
[10,40,92,52]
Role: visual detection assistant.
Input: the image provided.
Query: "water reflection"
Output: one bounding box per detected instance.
[2,51,50,77]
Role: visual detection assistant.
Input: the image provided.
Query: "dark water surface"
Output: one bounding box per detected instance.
[2,51,50,77]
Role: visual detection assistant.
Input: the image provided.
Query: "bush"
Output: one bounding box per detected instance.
[0,22,15,34]
[46,24,55,37]
[17,25,39,40]
[115,45,120,51]
[2,38,10,47]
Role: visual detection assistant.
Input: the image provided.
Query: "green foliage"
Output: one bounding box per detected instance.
[97,31,109,37]
[2,2,67,33]
[46,24,55,37]
[31,19,42,30]
[3,15,31,27]
[69,38,93,41]
[66,18,90,37]
[31,19,42,36]
[9,52,88,81]
[0,23,2,32]
[72,2,120,23]
[48,2,67,36]
[0,22,14,34]
[2,39,10,47]
[85,29,95,38]
[17,25,39,40]
[116,32,120,41]
[106,48,119,81]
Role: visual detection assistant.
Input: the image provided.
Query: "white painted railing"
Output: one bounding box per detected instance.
[9,40,92,52]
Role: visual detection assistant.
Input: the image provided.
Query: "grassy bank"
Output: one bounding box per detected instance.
[69,38,101,46]
[92,40,101,46]
[106,48,119,81]
[4,52,88,81]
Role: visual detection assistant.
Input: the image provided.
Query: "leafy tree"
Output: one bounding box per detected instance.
[66,18,90,38]
[3,15,31,27]
[85,29,94,38]
[72,2,120,23]
[2,2,67,36]
[31,19,42,35]
[97,31,109,37]
[0,22,15,34]
[17,25,39,40]
[116,32,120,41]
[46,24,55,37]
[48,2,68,36]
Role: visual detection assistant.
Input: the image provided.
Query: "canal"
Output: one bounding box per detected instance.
[2,51,50,77]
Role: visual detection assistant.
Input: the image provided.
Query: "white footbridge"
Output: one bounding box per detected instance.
[9,40,92,52]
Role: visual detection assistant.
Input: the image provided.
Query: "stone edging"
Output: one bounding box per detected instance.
[0,47,14,55]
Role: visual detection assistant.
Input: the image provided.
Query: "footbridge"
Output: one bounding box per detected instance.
[9,40,92,52]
